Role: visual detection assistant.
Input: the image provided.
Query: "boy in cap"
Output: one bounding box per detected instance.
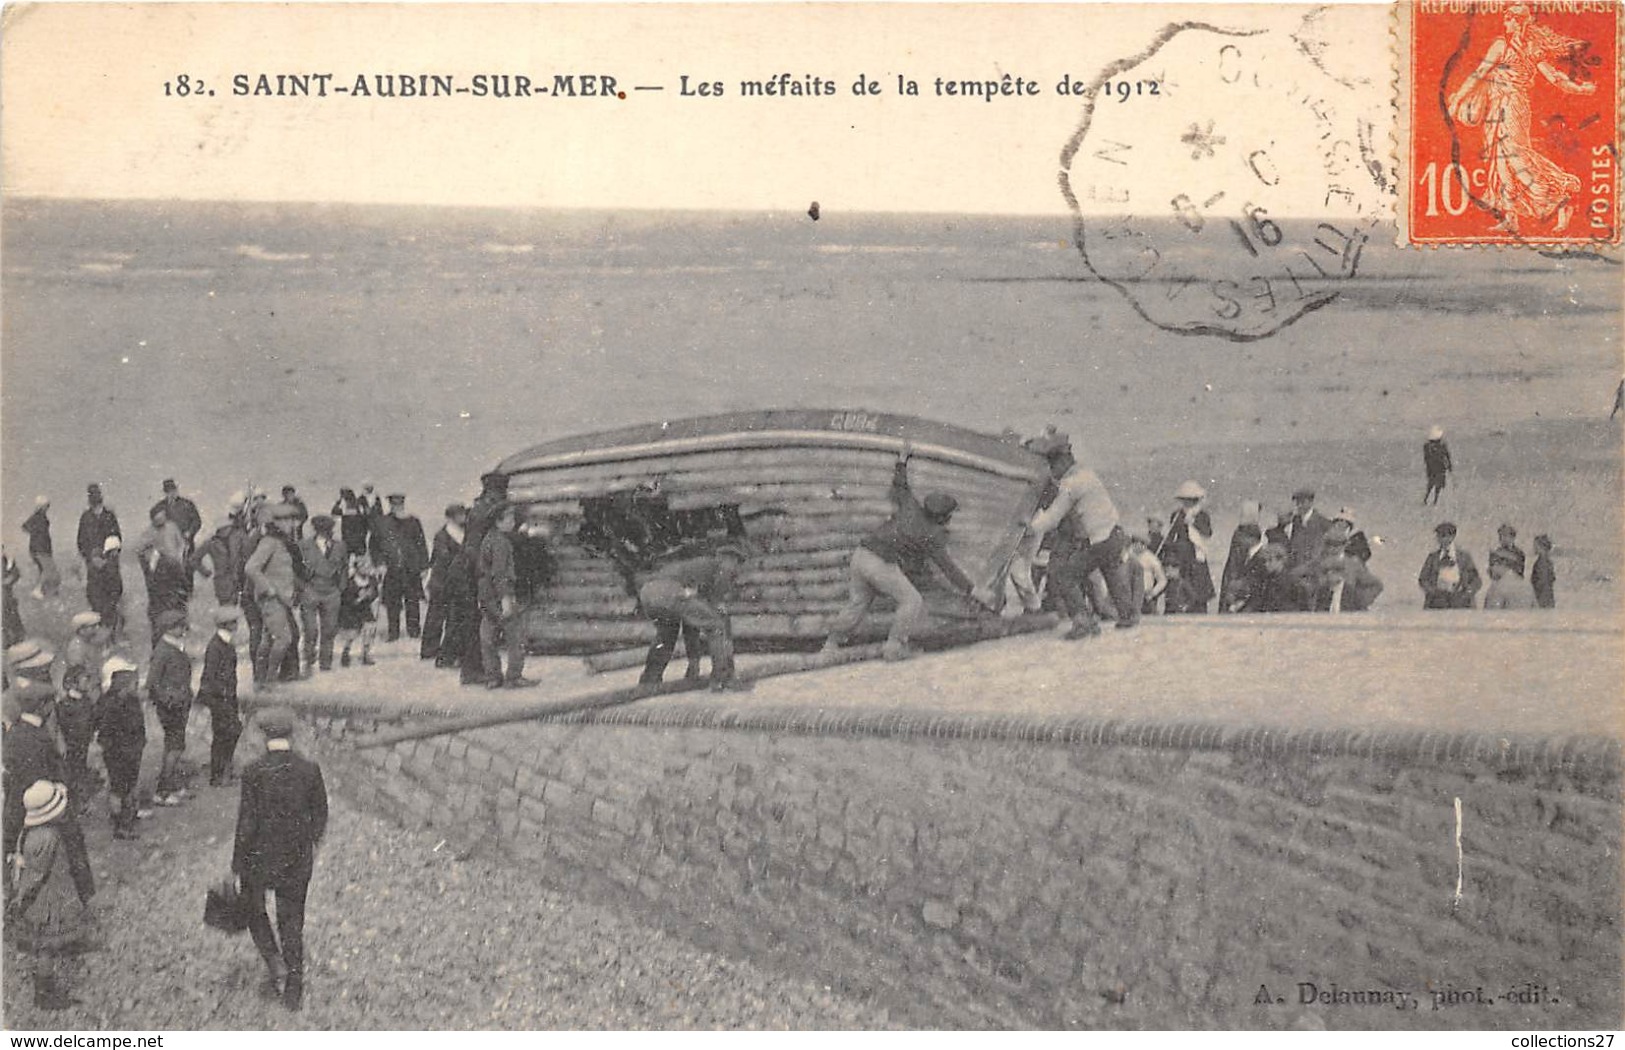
[198,606,245,785]
[12,780,96,1010]
[147,609,193,805]
[1016,431,1137,639]
[96,654,148,838]
[823,445,992,660]
[1531,535,1556,609]
[1423,427,1452,505]
[233,706,327,1011]
[1418,522,1481,609]
[22,496,60,599]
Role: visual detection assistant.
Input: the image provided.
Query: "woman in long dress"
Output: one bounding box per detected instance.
[1446,4,1597,234]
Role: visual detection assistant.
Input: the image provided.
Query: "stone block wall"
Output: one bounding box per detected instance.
[299,704,1621,1029]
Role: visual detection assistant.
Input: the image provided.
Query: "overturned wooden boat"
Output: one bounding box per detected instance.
[495,409,1050,653]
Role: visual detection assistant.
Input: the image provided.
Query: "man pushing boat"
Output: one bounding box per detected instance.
[636,542,755,693]
[1017,430,1139,640]
[822,444,996,662]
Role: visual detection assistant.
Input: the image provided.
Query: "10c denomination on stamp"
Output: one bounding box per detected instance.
[1399,0,1620,247]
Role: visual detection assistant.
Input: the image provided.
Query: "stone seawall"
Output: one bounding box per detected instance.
[295,703,1621,1029]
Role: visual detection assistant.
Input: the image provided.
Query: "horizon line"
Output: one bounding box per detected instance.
[3,193,1082,221]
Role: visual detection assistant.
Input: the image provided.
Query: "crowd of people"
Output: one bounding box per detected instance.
[1000,425,1557,632]
[0,473,571,1013]
[0,421,1575,1013]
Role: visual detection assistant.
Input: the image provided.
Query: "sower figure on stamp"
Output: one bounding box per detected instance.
[1016,431,1138,640]
[638,543,755,694]
[1446,3,1596,236]
[822,444,994,660]
[233,706,327,1013]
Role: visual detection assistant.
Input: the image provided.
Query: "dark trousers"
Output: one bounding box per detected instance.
[103,742,144,831]
[58,813,96,904]
[456,593,486,684]
[201,697,242,781]
[639,621,706,685]
[57,701,97,799]
[299,591,340,670]
[421,592,447,660]
[243,598,265,682]
[382,569,421,641]
[1049,528,1138,628]
[638,580,732,684]
[243,877,308,982]
[155,702,189,795]
[478,608,527,685]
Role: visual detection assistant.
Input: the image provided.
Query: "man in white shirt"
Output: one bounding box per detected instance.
[1018,432,1139,639]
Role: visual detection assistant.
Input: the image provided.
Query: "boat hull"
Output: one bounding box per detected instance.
[494,409,1049,653]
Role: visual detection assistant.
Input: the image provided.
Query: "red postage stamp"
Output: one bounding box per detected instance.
[1400,0,1620,247]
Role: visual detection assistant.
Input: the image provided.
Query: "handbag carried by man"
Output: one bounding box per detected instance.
[203,878,251,934]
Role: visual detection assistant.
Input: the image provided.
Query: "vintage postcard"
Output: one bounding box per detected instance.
[1,1,1621,1035]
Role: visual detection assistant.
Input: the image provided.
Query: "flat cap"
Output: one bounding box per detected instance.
[257,706,296,738]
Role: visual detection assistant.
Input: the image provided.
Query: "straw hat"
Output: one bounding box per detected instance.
[100,654,139,692]
[22,780,68,828]
[70,611,102,630]
[1175,480,1206,501]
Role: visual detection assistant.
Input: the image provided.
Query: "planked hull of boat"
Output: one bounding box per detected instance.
[494,409,1050,653]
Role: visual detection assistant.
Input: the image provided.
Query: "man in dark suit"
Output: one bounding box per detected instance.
[297,516,348,673]
[375,494,429,642]
[197,606,244,785]
[458,473,510,685]
[2,678,95,904]
[150,479,202,556]
[1285,487,1331,569]
[233,707,328,1012]
[421,503,467,665]
[1419,521,1482,609]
